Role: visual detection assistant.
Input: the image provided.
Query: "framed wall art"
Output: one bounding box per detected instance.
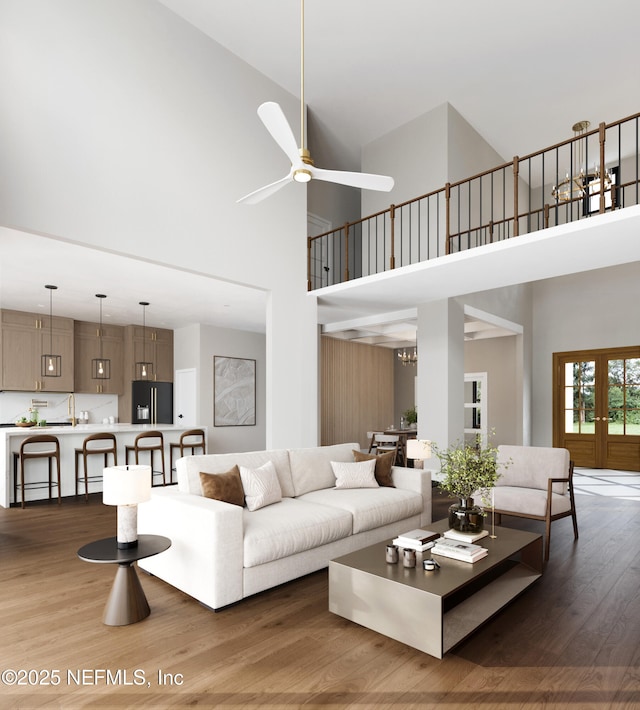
[213,356,256,426]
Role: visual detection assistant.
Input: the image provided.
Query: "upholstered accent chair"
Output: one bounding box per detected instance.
[491,445,578,561]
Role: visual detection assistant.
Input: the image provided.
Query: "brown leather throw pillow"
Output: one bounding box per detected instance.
[352,449,396,487]
[199,466,245,507]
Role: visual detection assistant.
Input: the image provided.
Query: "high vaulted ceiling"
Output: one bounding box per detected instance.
[158,0,640,170]
[2,1,639,336]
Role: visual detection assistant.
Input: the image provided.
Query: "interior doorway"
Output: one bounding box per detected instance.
[553,346,640,471]
[464,372,487,447]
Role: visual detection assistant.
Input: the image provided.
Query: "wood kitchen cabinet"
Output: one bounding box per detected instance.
[118,324,173,423]
[123,325,174,383]
[0,309,74,392]
[73,320,124,394]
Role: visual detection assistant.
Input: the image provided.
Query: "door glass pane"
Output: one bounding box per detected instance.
[608,359,625,385]
[626,359,640,384]
[566,361,596,434]
[608,359,640,436]
[626,409,640,435]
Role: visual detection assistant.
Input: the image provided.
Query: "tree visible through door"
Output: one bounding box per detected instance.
[553,347,640,471]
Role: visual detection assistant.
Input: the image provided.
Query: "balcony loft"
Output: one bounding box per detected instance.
[308,111,640,297]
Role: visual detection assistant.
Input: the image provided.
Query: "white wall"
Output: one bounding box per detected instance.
[531,261,640,446]
[464,336,519,446]
[173,323,265,453]
[361,102,449,215]
[0,0,318,449]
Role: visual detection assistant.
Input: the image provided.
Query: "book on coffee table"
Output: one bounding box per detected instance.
[443,528,489,543]
[431,537,488,563]
[432,546,488,563]
[392,529,440,551]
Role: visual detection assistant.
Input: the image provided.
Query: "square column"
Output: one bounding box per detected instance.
[416,299,465,457]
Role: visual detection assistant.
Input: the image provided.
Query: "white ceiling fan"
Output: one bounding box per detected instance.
[237,0,394,205]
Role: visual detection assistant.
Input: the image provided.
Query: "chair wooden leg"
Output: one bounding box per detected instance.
[55,453,61,505]
[20,459,25,509]
[544,516,552,561]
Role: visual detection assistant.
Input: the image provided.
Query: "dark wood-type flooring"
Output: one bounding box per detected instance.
[0,488,638,709]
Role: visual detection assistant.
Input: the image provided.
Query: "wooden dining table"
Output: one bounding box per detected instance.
[383,428,417,466]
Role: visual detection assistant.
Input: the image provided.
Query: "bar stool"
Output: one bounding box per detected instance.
[13,434,61,509]
[74,432,118,501]
[125,431,166,487]
[168,429,206,483]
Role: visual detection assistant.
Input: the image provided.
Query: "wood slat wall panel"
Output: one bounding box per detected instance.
[321,336,394,448]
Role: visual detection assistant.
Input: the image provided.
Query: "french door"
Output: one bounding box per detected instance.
[553,346,640,470]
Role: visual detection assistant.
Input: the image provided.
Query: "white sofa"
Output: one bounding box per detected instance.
[138,442,432,610]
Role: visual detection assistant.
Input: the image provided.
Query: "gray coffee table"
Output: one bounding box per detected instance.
[329,519,542,658]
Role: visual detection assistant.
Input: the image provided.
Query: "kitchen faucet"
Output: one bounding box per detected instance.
[67,393,76,427]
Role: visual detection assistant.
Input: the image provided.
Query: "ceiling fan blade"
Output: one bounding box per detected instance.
[257,102,301,165]
[311,167,394,192]
[236,174,292,205]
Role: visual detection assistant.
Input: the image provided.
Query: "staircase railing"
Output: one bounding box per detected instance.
[307,111,640,291]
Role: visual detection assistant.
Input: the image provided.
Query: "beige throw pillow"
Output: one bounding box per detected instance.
[239,460,283,511]
[331,459,379,489]
[199,466,245,507]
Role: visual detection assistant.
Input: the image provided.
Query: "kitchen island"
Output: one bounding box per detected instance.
[0,423,207,508]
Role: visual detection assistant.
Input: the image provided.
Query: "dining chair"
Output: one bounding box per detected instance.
[373,434,401,465]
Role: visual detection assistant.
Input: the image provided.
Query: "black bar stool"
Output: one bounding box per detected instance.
[125,431,166,487]
[169,429,206,483]
[74,432,118,501]
[13,434,61,508]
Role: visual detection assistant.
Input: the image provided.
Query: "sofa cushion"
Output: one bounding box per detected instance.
[177,448,295,498]
[239,460,282,511]
[288,443,360,496]
[331,459,378,489]
[298,487,424,535]
[243,498,353,567]
[352,449,396,487]
[199,467,244,507]
[493,486,574,518]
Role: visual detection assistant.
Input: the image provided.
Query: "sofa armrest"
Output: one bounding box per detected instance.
[391,465,432,525]
[137,487,244,610]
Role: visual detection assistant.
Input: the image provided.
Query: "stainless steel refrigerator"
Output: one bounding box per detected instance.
[131,381,173,424]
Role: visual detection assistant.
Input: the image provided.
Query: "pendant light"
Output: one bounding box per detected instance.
[135,301,154,381]
[41,284,62,377]
[92,294,111,380]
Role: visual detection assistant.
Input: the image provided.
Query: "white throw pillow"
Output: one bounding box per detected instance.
[331,459,379,489]
[239,460,283,511]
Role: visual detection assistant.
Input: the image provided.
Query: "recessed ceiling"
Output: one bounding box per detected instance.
[0,227,267,332]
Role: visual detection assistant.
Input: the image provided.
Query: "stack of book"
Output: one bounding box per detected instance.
[391,529,440,553]
[431,537,488,563]
[442,528,489,543]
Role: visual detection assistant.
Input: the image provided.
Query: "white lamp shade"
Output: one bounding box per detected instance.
[103,465,151,506]
[406,439,432,460]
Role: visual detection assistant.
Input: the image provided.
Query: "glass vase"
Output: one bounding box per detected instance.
[448,497,484,534]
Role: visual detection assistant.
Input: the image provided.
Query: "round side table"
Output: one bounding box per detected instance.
[78,534,171,626]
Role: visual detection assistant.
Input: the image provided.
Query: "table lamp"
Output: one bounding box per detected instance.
[406,439,432,468]
[103,465,151,549]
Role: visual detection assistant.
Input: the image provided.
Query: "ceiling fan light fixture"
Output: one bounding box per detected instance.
[236,0,394,205]
[293,168,312,183]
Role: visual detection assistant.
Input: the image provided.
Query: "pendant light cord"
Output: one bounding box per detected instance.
[49,288,53,354]
[300,0,305,151]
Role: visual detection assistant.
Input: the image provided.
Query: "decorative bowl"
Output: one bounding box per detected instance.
[15,422,36,428]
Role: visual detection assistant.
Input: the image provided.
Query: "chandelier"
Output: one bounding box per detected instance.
[397,348,417,367]
[551,120,612,203]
